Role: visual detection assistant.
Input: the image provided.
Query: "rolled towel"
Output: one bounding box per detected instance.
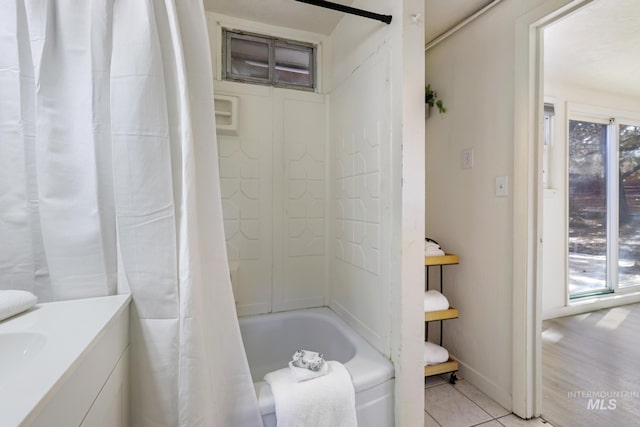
[0,290,37,322]
[289,360,329,382]
[425,238,445,257]
[424,290,449,312]
[426,248,445,256]
[424,341,449,366]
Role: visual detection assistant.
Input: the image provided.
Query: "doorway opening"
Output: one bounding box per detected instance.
[536,0,640,425]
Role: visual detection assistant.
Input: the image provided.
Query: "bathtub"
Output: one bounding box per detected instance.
[239,307,395,427]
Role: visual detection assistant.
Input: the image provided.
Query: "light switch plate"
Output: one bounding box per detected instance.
[461,148,473,169]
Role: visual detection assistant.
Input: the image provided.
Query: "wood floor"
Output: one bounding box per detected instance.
[542,302,640,427]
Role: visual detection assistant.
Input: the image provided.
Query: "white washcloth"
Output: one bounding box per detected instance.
[424,290,449,312]
[424,341,449,366]
[289,360,329,382]
[0,290,37,322]
[291,349,325,371]
[264,361,357,427]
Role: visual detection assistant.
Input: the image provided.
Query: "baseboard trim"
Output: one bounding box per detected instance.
[543,291,640,320]
[454,355,512,412]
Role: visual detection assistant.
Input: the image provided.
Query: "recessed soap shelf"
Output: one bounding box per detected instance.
[214,95,238,135]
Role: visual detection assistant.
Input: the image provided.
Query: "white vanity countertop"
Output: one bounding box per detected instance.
[0,294,131,426]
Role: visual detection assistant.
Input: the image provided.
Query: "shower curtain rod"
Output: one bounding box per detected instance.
[294,0,392,25]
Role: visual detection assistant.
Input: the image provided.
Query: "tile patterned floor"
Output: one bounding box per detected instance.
[425,375,553,427]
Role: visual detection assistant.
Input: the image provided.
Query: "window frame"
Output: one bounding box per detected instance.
[222,29,316,92]
[543,103,555,189]
[567,103,640,300]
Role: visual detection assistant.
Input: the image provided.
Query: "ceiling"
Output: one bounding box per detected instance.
[544,0,640,99]
[203,0,355,35]
[203,0,491,41]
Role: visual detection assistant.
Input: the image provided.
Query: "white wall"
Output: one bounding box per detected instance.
[425,0,548,410]
[328,22,393,357]
[542,79,640,318]
[207,13,329,316]
[329,1,425,425]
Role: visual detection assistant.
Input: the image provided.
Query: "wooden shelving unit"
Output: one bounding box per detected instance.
[425,253,459,266]
[424,358,459,377]
[424,253,459,384]
[424,307,458,322]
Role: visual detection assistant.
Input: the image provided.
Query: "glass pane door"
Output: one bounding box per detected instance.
[568,120,609,297]
[618,124,640,288]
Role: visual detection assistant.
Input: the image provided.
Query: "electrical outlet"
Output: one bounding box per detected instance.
[495,176,508,196]
[461,148,473,169]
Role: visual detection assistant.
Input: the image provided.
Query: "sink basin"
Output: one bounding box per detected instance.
[0,295,130,426]
[0,332,47,384]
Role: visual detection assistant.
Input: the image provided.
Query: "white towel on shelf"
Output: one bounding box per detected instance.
[424,341,449,366]
[425,240,445,257]
[0,290,37,322]
[424,290,449,312]
[425,247,445,256]
[264,361,357,427]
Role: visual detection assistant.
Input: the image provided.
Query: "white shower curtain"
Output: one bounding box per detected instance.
[0,1,263,426]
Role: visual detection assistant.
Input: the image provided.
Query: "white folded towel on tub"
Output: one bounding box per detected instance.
[264,360,357,427]
[424,341,449,366]
[424,290,449,312]
[0,290,37,322]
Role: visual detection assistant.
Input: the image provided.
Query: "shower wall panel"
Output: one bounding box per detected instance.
[329,49,392,355]
[216,83,274,315]
[215,81,327,316]
[272,95,327,312]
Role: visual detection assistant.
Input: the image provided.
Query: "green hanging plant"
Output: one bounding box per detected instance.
[425,84,446,115]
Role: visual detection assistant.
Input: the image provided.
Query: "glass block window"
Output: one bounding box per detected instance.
[223,29,315,91]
